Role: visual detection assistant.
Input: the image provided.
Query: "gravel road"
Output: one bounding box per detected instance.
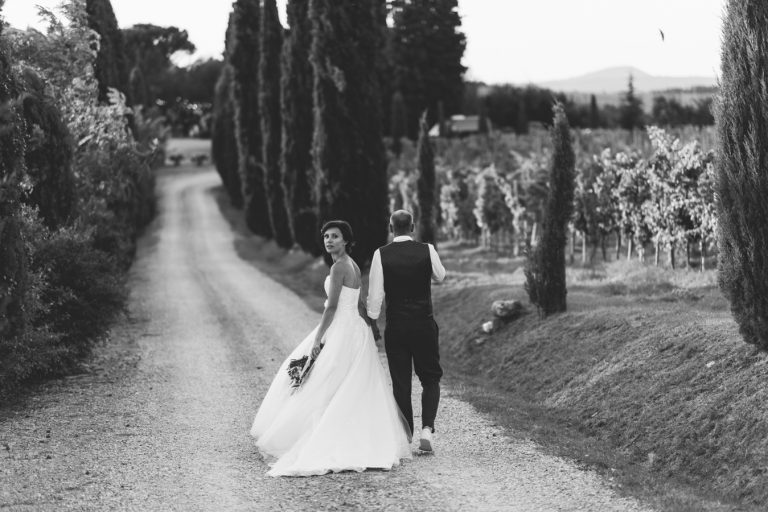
[0,165,655,511]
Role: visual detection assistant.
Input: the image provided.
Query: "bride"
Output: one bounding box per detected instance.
[250,220,412,477]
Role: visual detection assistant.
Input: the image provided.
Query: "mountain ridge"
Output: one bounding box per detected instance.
[536,66,717,93]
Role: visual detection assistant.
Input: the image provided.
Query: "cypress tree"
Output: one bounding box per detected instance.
[212,64,242,208]
[589,94,599,129]
[230,0,272,237]
[85,0,129,103]
[620,74,643,132]
[391,90,407,156]
[416,111,436,245]
[716,0,768,349]
[310,0,389,266]
[281,0,318,255]
[372,0,392,137]
[391,0,466,139]
[212,13,242,208]
[524,103,575,317]
[260,0,292,248]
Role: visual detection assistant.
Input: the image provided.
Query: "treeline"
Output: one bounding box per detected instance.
[0,0,163,396]
[83,0,224,138]
[463,79,715,133]
[213,0,466,265]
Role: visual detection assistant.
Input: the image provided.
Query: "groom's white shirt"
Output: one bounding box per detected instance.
[366,236,446,320]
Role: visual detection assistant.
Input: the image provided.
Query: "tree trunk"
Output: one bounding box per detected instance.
[582,231,587,264]
[530,222,538,248]
[615,230,621,261]
[701,239,706,272]
[600,234,607,261]
[669,245,676,269]
[569,228,575,264]
[655,242,660,266]
[686,241,691,268]
[627,237,633,261]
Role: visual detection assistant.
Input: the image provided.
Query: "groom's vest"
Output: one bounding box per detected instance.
[380,240,433,322]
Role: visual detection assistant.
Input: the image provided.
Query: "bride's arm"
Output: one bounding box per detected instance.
[311,263,343,357]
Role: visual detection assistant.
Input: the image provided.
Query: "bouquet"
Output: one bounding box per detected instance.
[287,344,323,390]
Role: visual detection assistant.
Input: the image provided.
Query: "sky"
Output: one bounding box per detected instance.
[2,0,726,85]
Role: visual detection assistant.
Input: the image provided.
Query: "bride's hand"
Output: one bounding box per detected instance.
[310,341,322,359]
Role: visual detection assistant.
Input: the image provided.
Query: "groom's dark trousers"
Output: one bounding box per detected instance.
[380,241,443,435]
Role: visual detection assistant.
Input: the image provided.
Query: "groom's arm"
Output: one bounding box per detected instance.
[428,244,446,283]
[366,249,385,322]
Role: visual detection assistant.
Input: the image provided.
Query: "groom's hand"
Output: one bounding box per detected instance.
[370,319,382,342]
[358,303,369,323]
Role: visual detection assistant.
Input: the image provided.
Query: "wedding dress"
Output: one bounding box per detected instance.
[251,276,412,477]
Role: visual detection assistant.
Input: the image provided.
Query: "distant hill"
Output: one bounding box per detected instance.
[538,66,717,94]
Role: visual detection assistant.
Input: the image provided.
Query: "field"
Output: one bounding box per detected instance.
[214,180,767,512]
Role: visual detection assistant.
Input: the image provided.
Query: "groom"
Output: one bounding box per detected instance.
[367,210,446,452]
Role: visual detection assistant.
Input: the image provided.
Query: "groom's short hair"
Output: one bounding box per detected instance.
[390,210,413,234]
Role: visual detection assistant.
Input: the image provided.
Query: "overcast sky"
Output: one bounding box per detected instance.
[3,0,726,84]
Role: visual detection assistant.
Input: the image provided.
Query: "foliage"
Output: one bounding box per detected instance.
[27,214,125,356]
[652,95,714,127]
[620,74,644,132]
[439,167,479,240]
[390,0,466,139]
[260,0,292,248]
[310,0,389,266]
[1,6,31,346]
[482,84,568,134]
[0,1,160,395]
[715,0,768,350]
[122,23,194,97]
[85,0,128,103]
[524,103,575,316]
[212,62,242,207]
[473,165,513,236]
[416,112,436,244]
[589,94,599,128]
[18,67,75,229]
[390,90,407,156]
[280,0,317,254]
[152,58,223,106]
[230,0,271,237]
[127,64,149,107]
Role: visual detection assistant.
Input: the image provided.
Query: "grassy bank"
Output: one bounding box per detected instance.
[436,253,766,511]
[214,186,764,511]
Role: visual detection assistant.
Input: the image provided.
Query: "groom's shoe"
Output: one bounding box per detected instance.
[419,427,433,452]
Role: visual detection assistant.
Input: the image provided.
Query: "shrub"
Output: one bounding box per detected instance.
[30,223,125,355]
[19,67,76,229]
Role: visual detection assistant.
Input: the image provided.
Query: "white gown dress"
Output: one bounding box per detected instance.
[250,276,412,477]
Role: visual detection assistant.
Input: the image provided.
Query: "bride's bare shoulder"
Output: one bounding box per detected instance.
[332,258,360,287]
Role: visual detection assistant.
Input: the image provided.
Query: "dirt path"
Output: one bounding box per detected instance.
[1,164,655,511]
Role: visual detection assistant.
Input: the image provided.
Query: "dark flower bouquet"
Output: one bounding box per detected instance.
[287,344,323,390]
